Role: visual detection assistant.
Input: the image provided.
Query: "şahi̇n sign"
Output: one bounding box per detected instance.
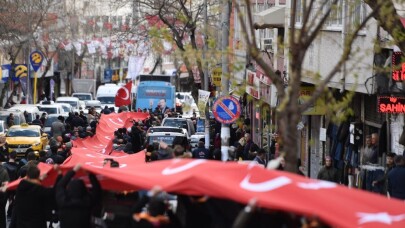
[378,96,405,113]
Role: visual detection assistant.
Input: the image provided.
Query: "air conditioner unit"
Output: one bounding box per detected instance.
[261,38,273,52]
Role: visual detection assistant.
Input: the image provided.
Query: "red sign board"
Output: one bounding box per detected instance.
[378,96,405,113]
[392,52,405,81]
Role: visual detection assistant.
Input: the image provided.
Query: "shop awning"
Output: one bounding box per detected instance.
[254,6,286,29]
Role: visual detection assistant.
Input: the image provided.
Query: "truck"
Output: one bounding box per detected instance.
[135,75,176,111]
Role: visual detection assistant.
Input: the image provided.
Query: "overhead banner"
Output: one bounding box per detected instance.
[127,55,146,80]
[198,89,211,119]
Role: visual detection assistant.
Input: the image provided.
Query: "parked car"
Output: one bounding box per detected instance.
[56,96,84,111]
[190,132,206,149]
[0,110,27,128]
[8,105,41,123]
[145,131,190,150]
[0,120,5,135]
[43,113,69,137]
[54,103,73,113]
[5,123,48,157]
[84,100,103,113]
[161,117,196,138]
[37,104,66,115]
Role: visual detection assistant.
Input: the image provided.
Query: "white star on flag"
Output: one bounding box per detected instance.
[357,212,405,224]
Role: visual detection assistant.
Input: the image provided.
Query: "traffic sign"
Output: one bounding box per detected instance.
[29,50,44,72]
[212,96,241,124]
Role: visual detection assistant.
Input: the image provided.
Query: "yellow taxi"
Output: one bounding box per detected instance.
[5,123,48,157]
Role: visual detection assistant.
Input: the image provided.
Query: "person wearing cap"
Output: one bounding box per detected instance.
[317,156,340,183]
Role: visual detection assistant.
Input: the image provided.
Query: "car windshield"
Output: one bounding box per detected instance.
[44,116,59,127]
[7,128,40,137]
[163,119,188,130]
[98,97,115,104]
[57,100,77,107]
[38,107,57,114]
[148,135,188,146]
[61,106,70,112]
[0,114,21,125]
[73,94,91,100]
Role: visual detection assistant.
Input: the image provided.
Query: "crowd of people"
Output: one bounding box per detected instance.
[317,132,405,201]
[0,104,319,228]
[1,103,403,227]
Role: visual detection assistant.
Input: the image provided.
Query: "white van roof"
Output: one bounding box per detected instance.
[9,105,40,112]
[96,84,120,97]
[56,97,80,101]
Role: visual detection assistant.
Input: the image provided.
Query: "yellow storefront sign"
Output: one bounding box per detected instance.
[299,86,326,115]
[212,67,221,87]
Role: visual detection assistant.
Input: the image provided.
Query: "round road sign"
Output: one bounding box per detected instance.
[212,96,241,124]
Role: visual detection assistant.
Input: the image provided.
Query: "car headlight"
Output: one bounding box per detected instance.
[33,142,41,147]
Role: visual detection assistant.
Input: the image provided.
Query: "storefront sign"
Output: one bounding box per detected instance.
[246,69,260,99]
[392,52,405,82]
[212,67,221,87]
[299,87,326,115]
[378,96,405,113]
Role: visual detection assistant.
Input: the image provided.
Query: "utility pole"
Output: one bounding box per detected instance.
[203,0,210,149]
[220,0,231,161]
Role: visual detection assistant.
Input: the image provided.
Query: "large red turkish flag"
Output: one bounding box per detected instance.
[115,81,132,107]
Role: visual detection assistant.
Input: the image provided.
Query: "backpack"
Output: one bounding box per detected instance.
[3,162,18,182]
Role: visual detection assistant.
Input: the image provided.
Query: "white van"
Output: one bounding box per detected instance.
[56,97,83,111]
[8,105,41,123]
[96,84,121,111]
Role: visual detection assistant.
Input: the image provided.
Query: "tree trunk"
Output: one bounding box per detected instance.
[278,67,302,173]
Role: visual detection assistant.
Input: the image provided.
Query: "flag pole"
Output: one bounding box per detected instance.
[33,72,37,104]
[130,80,133,111]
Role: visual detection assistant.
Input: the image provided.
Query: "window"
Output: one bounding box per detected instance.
[325,0,343,28]
[352,0,367,26]
[295,0,303,24]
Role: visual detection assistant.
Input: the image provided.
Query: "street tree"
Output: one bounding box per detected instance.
[0,0,58,107]
[111,0,222,102]
[235,0,405,172]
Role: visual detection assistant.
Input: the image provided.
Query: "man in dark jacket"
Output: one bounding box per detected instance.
[388,155,405,200]
[317,156,340,183]
[0,165,9,228]
[71,112,85,128]
[192,140,211,159]
[131,122,144,153]
[32,114,43,127]
[372,152,396,195]
[56,164,101,228]
[14,165,55,228]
